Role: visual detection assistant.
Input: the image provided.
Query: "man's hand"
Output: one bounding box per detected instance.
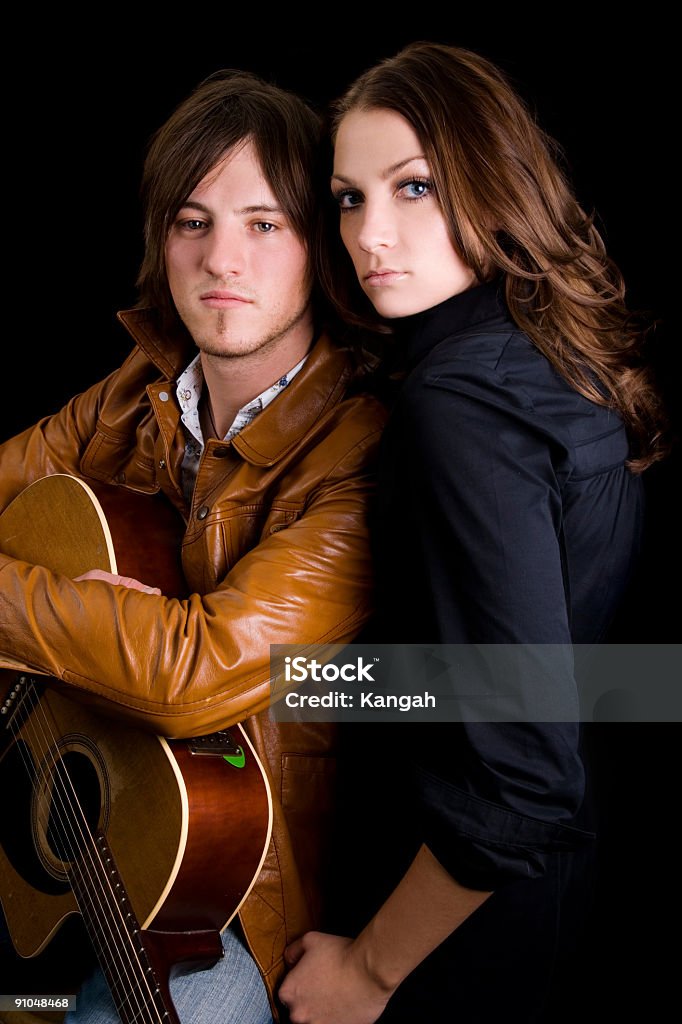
[74,568,161,595]
[278,931,393,1024]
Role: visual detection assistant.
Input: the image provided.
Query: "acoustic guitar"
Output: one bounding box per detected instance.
[0,474,273,1023]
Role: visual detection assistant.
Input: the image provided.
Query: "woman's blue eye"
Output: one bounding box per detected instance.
[401,179,432,199]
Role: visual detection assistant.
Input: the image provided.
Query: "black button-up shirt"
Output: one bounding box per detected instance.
[368,279,644,889]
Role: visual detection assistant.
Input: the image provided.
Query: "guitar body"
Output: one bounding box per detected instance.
[0,475,273,1021]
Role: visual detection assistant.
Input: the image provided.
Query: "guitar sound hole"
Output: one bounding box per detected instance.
[0,740,68,894]
[46,752,102,864]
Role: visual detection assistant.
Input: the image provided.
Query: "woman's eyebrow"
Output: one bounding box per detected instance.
[331,155,427,185]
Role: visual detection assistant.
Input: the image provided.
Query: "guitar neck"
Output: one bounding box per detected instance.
[69,830,180,1024]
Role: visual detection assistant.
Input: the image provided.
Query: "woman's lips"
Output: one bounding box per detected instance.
[364,270,407,287]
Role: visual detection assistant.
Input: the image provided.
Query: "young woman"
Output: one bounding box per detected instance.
[278,42,670,1024]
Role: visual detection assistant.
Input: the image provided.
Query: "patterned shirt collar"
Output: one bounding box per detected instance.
[177,352,308,502]
[176,352,307,446]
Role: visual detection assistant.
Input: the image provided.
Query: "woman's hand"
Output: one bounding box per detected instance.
[278,846,491,1023]
[278,931,393,1024]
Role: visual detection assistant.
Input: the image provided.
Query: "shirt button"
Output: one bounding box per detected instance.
[158,459,166,470]
[197,505,210,520]
[115,471,126,484]
[159,391,169,402]
[213,446,230,458]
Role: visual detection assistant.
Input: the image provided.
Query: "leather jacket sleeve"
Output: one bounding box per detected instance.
[0,365,384,738]
[0,372,118,511]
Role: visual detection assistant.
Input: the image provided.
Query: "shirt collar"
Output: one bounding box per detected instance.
[176,352,308,446]
[117,310,356,467]
[391,278,510,370]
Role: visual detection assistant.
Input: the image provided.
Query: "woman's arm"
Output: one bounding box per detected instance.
[279,843,491,1024]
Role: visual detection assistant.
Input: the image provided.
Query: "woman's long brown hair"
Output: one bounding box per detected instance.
[320,41,669,471]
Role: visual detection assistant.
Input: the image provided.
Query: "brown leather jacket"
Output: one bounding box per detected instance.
[0,308,387,1018]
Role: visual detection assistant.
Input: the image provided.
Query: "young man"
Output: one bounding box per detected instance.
[0,70,386,1023]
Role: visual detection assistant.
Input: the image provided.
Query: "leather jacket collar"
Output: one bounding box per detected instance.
[117,307,354,468]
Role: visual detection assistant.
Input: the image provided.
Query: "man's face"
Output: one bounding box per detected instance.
[165,140,313,361]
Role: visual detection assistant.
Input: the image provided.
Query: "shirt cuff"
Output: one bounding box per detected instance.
[416,764,596,890]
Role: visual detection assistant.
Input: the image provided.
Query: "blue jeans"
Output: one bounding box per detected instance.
[64,925,273,1024]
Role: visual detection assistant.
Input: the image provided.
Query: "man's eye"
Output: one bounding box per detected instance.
[181,219,207,231]
[255,222,277,233]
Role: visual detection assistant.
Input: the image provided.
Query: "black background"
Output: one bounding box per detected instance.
[2,16,679,1019]
[4,21,679,441]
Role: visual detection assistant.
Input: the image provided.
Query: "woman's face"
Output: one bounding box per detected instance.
[332,108,477,318]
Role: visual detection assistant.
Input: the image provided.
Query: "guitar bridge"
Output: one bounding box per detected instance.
[188,730,242,757]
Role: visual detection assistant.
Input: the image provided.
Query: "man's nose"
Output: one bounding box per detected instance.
[202,224,246,276]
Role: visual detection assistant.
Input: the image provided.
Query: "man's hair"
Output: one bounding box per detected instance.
[137,69,324,327]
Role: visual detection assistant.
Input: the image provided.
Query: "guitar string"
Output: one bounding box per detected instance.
[6,681,165,1024]
[17,682,165,1024]
[10,682,162,1024]
[8,683,158,1024]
